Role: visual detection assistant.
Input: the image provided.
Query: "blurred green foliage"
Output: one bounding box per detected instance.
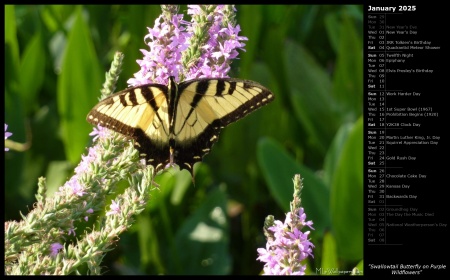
[4,5,363,275]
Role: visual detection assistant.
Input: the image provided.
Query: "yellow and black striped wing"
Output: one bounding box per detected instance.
[87,77,274,176]
[86,84,172,170]
[172,78,275,174]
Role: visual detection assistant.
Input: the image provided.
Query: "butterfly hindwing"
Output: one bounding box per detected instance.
[87,76,274,176]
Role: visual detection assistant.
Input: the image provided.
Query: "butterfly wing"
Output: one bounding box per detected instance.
[86,84,171,171]
[172,78,275,175]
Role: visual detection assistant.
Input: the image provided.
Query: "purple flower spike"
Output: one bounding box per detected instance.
[257,175,314,275]
[257,207,315,275]
[128,13,190,86]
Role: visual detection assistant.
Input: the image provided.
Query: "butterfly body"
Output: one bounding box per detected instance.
[87,76,274,176]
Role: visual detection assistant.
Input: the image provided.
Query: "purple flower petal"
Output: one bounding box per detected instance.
[50,243,64,257]
[106,200,121,216]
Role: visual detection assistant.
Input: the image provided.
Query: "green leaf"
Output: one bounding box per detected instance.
[324,13,340,54]
[330,117,363,261]
[57,7,102,164]
[170,188,231,275]
[5,5,20,85]
[170,169,193,206]
[19,32,46,114]
[260,6,291,97]
[323,122,353,187]
[257,137,330,234]
[284,40,341,156]
[136,214,164,274]
[237,5,263,78]
[332,15,363,118]
[320,232,339,275]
